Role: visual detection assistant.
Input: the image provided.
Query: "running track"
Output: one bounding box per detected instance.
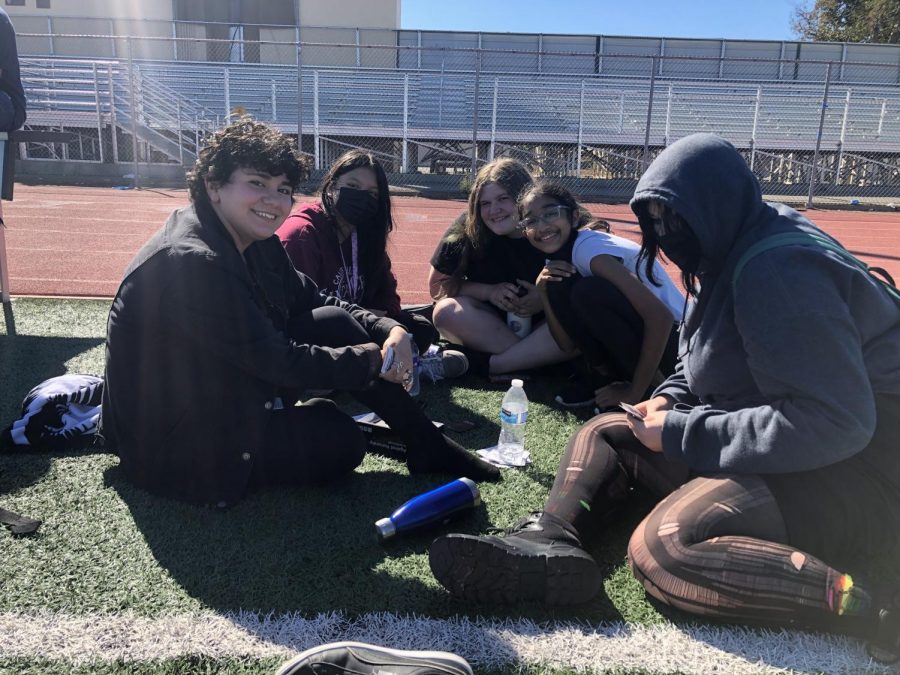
[3,184,899,303]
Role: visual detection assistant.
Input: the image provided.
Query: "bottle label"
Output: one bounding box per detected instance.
[500,407,527,425]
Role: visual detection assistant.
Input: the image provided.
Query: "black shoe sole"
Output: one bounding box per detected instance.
[429,535,602,606]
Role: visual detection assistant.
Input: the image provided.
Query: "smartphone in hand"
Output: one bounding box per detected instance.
[619,402,646,419]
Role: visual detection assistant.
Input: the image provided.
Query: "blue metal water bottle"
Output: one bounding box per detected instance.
[375,478,481,542]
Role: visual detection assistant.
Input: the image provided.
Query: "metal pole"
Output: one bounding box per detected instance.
[176,99,184,166]
[807,62,832,209]
[877,99,887,136]
[470,49,481,176]
[224,68,231,119]
[489,77,498,162]
[355,28,361,67]
[271,80,278,121]
[93,63,104,164]
[834,88,851,185]
[642,56,658,171]
[576,79,584,176]
[313,70,320,170]
[750,86,761,170]
[664,84,672,146]
[402,73,409,172]
[296,25,303,152]
[618,93,624,132]
[109,64,119,164]
[127,37,140,188]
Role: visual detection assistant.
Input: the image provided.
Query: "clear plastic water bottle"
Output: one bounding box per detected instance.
[408,333,420,396]
[497,378,528,464]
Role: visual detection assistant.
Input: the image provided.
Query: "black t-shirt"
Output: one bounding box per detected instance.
[430,213,546,286]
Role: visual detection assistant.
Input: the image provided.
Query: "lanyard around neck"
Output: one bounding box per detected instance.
[337,229,360,303]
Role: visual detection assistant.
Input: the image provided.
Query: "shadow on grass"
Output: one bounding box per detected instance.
[0,335,105,490]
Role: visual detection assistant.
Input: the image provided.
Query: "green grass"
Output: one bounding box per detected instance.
[0,298,675,673]
[0,297,656,624]
[4,297,891,674]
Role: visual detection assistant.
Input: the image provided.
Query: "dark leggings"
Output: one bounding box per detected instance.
[249,305,446,490]
[545,398,900,633]
[547,275,679,381]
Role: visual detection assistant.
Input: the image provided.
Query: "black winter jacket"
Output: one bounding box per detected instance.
[100,204,399,505]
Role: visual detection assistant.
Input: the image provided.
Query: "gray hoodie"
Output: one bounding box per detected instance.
[631,133,900,474]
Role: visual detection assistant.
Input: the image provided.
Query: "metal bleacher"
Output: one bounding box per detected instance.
[17,55,900,171]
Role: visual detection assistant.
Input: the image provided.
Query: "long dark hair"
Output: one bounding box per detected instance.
[319,149,394,301]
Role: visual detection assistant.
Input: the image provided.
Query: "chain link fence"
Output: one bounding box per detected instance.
[15,31,900,206]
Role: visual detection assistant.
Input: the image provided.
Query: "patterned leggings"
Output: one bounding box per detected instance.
[544,410,900,632]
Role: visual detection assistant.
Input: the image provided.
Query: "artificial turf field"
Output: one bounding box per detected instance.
[1,297,895,674]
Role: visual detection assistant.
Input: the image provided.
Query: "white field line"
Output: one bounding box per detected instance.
[0,611,892,673]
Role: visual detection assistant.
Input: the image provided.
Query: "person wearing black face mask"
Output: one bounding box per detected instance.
[429,134,900,664]
[277,149,468,382]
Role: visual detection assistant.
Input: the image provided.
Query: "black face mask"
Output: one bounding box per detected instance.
[334,187,379,227]
[658,229,704,275]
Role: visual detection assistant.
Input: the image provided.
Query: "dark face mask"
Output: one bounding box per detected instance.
[334,187,379,227]
[658,229,704,275]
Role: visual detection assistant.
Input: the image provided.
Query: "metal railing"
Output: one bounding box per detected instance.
[14,34,900,206]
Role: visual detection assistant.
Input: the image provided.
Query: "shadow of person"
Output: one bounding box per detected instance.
[105,465,492,616]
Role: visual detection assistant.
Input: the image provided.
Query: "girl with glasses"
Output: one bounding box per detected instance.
[428,158,575,380]
[517,181,685,409]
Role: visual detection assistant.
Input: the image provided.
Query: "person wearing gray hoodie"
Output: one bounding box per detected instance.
[429,134,900,660]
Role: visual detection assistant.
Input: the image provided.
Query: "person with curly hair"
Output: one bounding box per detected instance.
[101,118,499,507]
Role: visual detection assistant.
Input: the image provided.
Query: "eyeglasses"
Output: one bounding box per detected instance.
[519,205,570,232]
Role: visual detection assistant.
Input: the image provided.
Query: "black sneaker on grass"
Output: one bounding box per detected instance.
[428,512,602,605]
[275,641,473,675]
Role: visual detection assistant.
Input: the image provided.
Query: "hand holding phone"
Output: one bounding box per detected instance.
[619,402,646,419]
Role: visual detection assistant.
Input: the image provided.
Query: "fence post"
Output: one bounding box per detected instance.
[176,99,184,166]
[489,77,498,162]
[313,70,320,170]
[224,67,231,119]
[402,73,409,172]
[877,99,887,136]
[807,62,833,209]
[127,37,140,188]
[109,63,119,164]
[750,86,761,170]
[663,84,672,146]
[296,26,303,152]
[642,56,658,171]
[271,80,278,121]
[576,79,584,177]
[470,49,482,176]
[92,62,104,164]
[834,88,851,185]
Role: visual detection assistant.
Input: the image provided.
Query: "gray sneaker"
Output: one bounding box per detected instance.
[275,641,473,675]
[419,349,469,383]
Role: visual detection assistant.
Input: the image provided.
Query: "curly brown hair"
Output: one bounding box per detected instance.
[187,116,309,210]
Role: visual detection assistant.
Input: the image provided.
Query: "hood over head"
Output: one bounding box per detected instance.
[630,133,769,270]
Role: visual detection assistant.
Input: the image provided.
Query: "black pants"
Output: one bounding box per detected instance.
[249,305,440,490]
[547,275,679,381]
[391,306,438,354]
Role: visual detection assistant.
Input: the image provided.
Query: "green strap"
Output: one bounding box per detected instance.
[732,232,900,303]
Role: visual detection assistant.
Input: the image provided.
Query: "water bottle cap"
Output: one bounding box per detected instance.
[511,378,524,388]
[459,477,482,507]
[375,517,396,541]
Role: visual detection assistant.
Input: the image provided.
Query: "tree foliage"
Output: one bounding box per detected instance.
[792,0,900,43]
